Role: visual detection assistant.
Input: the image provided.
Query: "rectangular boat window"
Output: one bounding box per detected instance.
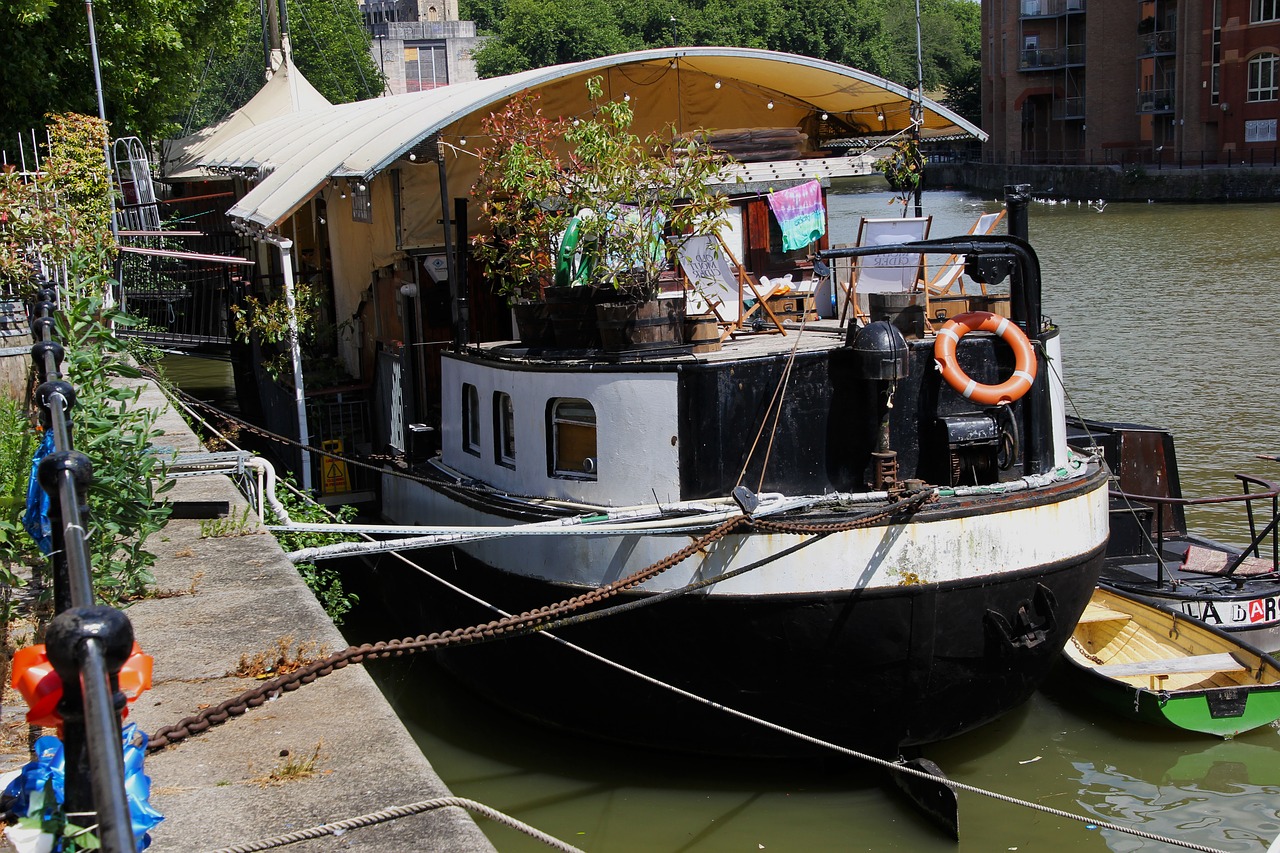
[462,383,480,456]
[548,398,597,480]
[494,391,516,467]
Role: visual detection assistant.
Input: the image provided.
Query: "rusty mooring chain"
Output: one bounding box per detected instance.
[148,488,934,751]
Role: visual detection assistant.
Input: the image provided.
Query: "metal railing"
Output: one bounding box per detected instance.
[26,291,139,853]
[1019,44,1086,69]
[1136,88,1175,113]
[972,146,1280,168]
[1021,0,1085,16]
[115,244,237,350]
[1115,474,1280,586]
[1051,96,1086,120]
[1138,29,1177,54]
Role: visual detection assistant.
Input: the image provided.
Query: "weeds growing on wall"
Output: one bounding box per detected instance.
[268,485,359,625]
[0,397,36,588]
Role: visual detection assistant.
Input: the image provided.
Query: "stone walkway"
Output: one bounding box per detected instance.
[2,375,497,852]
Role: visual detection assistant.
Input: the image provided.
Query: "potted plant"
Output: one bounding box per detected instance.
[874,137,924,211]
[470,93,569,346]
[472,76,734,349]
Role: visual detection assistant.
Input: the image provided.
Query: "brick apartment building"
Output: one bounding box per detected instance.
[982,0,1280,164]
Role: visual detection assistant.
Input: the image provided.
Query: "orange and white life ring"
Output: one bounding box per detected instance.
[933,310,1037,405]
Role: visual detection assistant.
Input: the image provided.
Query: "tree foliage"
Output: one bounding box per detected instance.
[0,0,240,144]
[467,0,983,124]
[1,113,173,603]
[179,0,381,135]
[1,0,380,146]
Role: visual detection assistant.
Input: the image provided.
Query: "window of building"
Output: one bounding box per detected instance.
[494,391,515,467]
[1211,0,1222,104]
[1253,0,1279,23]
[350,181,372,223]
[548,398,597,479]
[462,383,480,456]
[404,43,449,92]
[1249,53,1279,102]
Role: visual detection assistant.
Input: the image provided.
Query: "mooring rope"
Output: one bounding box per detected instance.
[205,796,585,853]
[382,535,1235,853]
[163,380,1231,852]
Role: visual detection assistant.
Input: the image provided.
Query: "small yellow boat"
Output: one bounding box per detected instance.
[1063,585,1280,737]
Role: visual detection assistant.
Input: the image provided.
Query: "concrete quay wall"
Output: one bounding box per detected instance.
[930,161,1280,203]
[1,373,497,852]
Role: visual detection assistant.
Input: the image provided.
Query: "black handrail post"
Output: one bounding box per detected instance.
[46,606,138,853]
[37,421,95,609]
[23,282,143,852]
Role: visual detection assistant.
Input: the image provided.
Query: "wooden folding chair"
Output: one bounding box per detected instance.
[839,216,932,327]
[674,233,786,337]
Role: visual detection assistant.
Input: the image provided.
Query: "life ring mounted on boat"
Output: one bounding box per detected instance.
[933,310,1037,405]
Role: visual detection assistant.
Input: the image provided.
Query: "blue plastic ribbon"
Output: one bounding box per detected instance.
[22,431,54,555]
[3,723,164,850]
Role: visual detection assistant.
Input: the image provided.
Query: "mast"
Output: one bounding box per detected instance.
[912,0,925,218]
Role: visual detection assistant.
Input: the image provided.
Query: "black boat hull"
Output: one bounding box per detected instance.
[362,542,1106,758]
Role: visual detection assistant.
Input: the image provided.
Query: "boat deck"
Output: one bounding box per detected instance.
[483,318,899,366]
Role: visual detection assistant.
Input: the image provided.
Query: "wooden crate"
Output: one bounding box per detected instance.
[766,293,818,321]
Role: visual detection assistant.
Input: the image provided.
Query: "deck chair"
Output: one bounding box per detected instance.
[674,233,786,337]
[926,210,1007,297]
[924,210,1007,329]
[841,216,932,326]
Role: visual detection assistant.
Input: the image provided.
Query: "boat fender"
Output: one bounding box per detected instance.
[555,213,596,288]
[933,311,1036,405]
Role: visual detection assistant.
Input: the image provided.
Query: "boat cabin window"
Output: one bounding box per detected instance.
[548,398,597,480]
[462,383,480,456]
[494,391,516,467]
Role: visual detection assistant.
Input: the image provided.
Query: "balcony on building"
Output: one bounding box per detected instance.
[1137,25,1176,56]
[1137,88,1175,114]
[1052,96,1086,120]
[1021,0,1086,18]
[1020,43,1086,71]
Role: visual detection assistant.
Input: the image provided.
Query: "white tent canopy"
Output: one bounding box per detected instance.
[205,47,983,233]
[160,56,332,181]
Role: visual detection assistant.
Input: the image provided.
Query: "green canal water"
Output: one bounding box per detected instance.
[166,186,1280,851]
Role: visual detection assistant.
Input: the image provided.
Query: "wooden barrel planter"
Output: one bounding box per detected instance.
[545,286,602,349]
[596,298,685,352]
[684,313,721,353]
[511,300,554,347]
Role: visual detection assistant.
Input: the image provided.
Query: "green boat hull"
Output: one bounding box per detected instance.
[1130,684,1280,737]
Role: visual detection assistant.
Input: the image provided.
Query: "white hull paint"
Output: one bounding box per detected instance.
[382,467,1110,596]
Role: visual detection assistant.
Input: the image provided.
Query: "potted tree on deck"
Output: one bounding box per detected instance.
[472,76,734,350]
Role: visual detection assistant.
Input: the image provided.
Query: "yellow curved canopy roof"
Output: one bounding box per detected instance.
[212,47,984,230]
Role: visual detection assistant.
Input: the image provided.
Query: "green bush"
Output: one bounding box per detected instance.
[0,396,37,589]
[56,288,174,602]
[269,485,359,625]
